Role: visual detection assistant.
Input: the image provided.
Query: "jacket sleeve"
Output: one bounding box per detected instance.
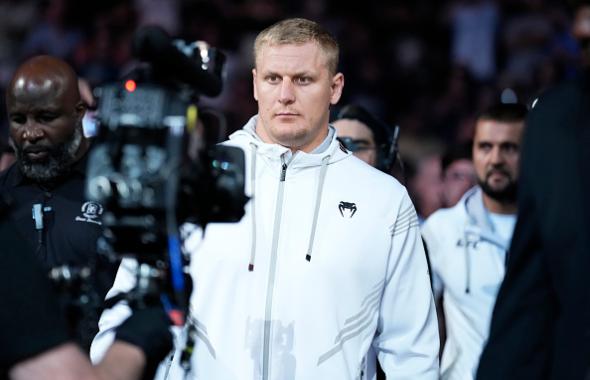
[373,190,440,379]
[89,258,137,363]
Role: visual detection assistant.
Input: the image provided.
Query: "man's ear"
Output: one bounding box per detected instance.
[75,101,87,124]
[330,73,344,105]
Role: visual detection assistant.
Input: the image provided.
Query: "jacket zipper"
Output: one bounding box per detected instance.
[262,159,288,380]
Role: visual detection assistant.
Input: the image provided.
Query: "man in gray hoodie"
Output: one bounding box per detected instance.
[421,102,526,380]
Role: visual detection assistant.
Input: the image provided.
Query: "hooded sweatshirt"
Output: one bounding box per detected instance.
[91,115,439,380]
[421,186,515,380]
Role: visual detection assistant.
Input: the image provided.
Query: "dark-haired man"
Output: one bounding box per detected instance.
[421,103,526,380]
[332,104,395,173]
[440,141,476,208]
[477,4,590,378]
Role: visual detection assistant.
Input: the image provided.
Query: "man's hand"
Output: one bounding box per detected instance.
[115,306,174,374]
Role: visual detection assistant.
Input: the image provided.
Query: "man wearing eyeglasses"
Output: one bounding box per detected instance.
[332,104,396,173]
[333,104,401,380]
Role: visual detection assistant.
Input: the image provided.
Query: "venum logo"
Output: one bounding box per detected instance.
[75,201,103,225]
[338,201,357,218]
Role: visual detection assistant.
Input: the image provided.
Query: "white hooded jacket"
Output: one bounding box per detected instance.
[91,116,439,380]
[421,187,514,380]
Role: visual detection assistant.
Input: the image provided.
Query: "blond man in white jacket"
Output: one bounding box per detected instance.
[91,18,439,380]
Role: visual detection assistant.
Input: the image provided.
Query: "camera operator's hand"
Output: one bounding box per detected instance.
[115,305,173,376]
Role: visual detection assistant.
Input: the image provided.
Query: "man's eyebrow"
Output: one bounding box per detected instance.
[292,71,316,77]
[260,70,281,78]
[261,70,315,77]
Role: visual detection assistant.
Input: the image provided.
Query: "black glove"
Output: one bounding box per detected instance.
[115,306,173,377]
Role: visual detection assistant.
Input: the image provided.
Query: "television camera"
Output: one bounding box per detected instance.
[61,26,248,341]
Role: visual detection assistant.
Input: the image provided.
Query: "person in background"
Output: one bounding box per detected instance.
[422,103,526,380]
[0,55,116,349]
[92,17,439,380]
[440,141,476,208]
[77,78,98,137]
[332,103,401,380]
[477,3,590,379]
[0,140,15,171]
[332,104,397,174]
[406,153,444,223]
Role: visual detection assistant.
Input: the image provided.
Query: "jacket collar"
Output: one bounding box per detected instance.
[461,186,511,250]
[229,115,350,169]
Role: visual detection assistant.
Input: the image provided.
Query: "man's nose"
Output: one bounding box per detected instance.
[22,122,44,142]
[278,80,295,104]
[489,146,504,165]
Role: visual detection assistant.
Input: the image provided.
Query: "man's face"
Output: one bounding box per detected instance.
[573,6,590,66]
[410,155,443,219]
[253,41,344,152]
[7,76,84,181]
[442,159,476,207]
[573,5,590,40]
[472,119,524,203]
[332,119,377,166]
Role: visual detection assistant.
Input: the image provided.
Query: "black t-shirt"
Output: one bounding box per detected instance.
[0,156,104,269]
[0,155,118,350]
[0,220,70,376]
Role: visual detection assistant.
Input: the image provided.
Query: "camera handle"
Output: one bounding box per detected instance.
[48,265,101,351]
[102,262,196,377]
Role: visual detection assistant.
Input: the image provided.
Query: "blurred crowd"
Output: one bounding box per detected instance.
[0,0,585,218]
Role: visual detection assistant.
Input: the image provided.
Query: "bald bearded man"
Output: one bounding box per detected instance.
[0,55,116,350]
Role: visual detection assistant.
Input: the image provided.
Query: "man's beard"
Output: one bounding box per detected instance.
[478,169,518,204]
[11,125,83,182]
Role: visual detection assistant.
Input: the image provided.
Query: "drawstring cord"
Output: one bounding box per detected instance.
[305,155,330,262]
[464,234,471,294]
[248,143,257,271]
[246,150,331,269]
[464,227,477,294]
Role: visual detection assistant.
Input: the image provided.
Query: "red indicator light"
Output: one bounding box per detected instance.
[125,79,137,92]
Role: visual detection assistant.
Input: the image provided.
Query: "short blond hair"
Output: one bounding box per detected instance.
[253,18,339,75]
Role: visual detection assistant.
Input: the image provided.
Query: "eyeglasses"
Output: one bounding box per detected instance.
[337,137,376,152]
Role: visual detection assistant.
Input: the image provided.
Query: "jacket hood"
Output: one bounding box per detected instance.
[227,115,353,271]
[460,186,510,250]
[455,186,512,294]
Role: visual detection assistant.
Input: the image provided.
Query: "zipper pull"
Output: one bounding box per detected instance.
[280,162,287,181]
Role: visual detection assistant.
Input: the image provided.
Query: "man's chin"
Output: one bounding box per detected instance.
[486,184,509,194]
[20,162,63,182]
[272,131,306,147]
[481,184,517,203]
